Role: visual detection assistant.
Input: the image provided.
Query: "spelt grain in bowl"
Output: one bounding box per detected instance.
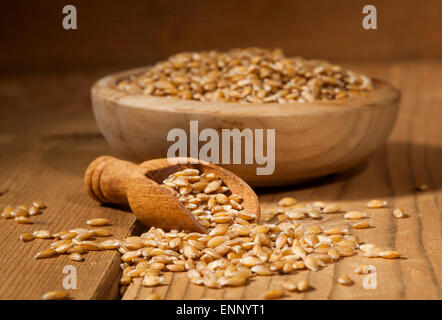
[117,48,373,103]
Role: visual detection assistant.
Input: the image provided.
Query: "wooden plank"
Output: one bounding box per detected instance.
[2,0,442,73]
[123,61,442,300]
[0,62,440,300]
[0,72,137,299]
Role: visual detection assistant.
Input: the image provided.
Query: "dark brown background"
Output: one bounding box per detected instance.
[0,1,441,300]
[1,0,441,74]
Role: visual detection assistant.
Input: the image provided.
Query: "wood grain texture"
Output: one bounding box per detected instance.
[1,0,442,73]
[123,61,442,300]
[84,156,260,233]
[0,61,440,299]
[0,72,137,299]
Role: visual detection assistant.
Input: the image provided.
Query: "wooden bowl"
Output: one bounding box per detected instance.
[91,67,400,187]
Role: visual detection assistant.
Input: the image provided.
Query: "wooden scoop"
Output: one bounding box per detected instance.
[84,156,260,233]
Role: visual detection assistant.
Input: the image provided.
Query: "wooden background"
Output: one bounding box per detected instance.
[1,0,442,73]
[0,1,441,300]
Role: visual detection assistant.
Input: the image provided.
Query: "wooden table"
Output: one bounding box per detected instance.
[0,61,441,299]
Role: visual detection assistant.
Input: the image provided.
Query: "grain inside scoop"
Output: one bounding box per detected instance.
[84,156,260,233]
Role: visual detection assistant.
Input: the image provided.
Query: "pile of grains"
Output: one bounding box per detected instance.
[117,48,373,103]
[25,218,112,261]
[1,201,46,225]
[3,170,404,300]
[161,169,248,229]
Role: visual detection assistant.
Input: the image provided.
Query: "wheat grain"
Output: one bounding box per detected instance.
[366,200,388,209]
[378,250,401,259]
[263,289,284,300]
[393,208,405,218]
[86,218,110,227]
[146,293,161,300]
[337,275,354,285]
[118,48,373,104]
[20,232,35,242]
[42,290,69,300]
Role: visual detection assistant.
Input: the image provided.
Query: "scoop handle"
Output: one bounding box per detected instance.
[84,155,208,233]
[84,156,138,205]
